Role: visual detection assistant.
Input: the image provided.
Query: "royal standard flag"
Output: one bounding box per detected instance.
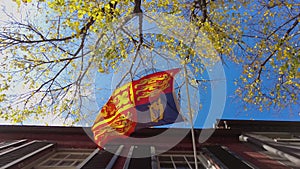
[91,68,184,147]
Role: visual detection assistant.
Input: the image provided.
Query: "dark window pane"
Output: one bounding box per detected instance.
[159,156,171,161]
[68,154,89,159]
[160,163,174,168]
[42,160,59,166]
[74,160,83,166]
[186,156,195,161]
[53,154,68,159]
[172,156,185,161]
[176,163,190,168]
[58,160,74,166]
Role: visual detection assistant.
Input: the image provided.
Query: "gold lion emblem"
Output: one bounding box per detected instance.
[149,98,164,122]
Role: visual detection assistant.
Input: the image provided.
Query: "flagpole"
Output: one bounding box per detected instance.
[183,64,198,169]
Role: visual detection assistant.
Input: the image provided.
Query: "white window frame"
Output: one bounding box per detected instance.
[34,149,94,169]
[157,152,205,169]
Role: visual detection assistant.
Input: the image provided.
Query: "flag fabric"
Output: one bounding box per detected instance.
[91,68,184,148]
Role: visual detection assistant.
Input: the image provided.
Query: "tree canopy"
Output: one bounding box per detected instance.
[0,0,299,124]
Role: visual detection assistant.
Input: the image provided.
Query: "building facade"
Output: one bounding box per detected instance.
[0,119,299,169]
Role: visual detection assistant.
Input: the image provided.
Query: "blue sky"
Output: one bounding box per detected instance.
[195,60,300,128]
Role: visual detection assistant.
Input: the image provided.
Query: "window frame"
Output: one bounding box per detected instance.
[157,151,206,169]
[34,148,95,169]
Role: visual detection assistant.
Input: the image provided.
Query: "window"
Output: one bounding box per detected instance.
[0,139,27,154]
[203,146,254,169]
[158,153,205,169]
[0,141,54,169]
[35,149,93,169]
[241,132,300,168]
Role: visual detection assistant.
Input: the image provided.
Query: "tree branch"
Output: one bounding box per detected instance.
[256,16,299,81]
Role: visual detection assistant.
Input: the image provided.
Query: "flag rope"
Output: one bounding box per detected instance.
[183,64,198,169]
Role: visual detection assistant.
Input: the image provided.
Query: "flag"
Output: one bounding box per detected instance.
[91,68,184,148]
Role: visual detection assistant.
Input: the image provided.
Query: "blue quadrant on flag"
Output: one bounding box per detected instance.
[134,93,184,130]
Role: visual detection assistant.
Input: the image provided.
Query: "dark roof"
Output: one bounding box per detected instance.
[1,119,300,134]
[0,119,299,140]
[216,119,300,132]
